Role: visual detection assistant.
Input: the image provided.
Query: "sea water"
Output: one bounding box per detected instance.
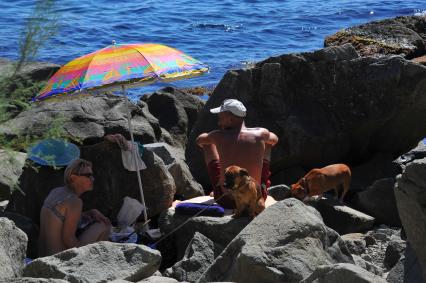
[0,0,425,99]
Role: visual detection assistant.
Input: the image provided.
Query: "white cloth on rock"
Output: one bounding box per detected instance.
[121,141,146,171]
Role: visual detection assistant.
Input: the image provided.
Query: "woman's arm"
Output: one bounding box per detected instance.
[62,198,83,249]
[83,209,111,225]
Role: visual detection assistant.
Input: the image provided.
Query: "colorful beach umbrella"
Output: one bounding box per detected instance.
[34,42,209,230]
[35,42,209,100]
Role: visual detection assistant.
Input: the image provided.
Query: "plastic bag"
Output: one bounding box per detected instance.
[116,197,144,230]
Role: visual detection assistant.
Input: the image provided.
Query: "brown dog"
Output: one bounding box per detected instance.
[291,164,351,202]
[224,165,265,218]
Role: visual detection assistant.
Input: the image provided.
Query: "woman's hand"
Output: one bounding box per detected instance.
[86,209,111,225]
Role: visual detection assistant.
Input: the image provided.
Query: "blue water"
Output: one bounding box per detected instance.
[0,0,425,99]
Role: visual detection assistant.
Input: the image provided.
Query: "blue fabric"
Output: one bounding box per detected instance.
[24,258,33,265]
[136,142,144,157]
[28,138,80,166]
[175,202,225,217]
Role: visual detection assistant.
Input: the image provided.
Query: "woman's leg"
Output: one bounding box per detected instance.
[78,222,111,245]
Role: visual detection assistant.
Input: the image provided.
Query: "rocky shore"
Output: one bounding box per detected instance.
[1,15,426,283]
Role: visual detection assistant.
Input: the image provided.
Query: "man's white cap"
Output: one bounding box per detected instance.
[210,99,246,117]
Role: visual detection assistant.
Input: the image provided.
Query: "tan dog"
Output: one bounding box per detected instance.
[224,165,265,218]
[291,163,351,202]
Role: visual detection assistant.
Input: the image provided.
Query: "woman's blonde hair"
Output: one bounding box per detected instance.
[64,158,92,185]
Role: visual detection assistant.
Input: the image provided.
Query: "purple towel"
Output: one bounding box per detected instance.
[175,202,225,217]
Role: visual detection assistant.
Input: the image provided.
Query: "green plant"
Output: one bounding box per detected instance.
[0,0,66,198]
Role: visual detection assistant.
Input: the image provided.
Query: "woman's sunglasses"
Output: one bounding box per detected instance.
[77,173,94,179]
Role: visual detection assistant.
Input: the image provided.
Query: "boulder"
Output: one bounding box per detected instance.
[0,279,69,283]
[395,157,426,280]
[267,184,292,201]
[0,58,60,82]
[144,143,204,199]
[351,255,383,276]
[350,153,401,193]
[394,139,426,167]
[0,95,166,145]
[387,243,426,283]
[0,149,26,201]
[163,232,216,282]
[386,258,405,283]
[384,240,406,269]
[310,198,375,234]
[158,207,250,260]
[197,199,353,283]
[187,43,426,188]
[353,178,401,226]
[300,263,387,283]
[270,166,306,188]
[325,15,426,58]
[137,276,179,282]
[142,87,205,149]
[7,141,176,225]
[341,233,366,255]
[0,217,27,279]
[24,241,161,283]
[0,212,39,259]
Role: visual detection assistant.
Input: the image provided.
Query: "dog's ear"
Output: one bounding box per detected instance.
[239,168,249,177]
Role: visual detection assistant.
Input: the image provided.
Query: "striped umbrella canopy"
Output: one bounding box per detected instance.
[34,42,209,101]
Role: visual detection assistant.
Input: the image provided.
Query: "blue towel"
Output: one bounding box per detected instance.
[25,258,33,265]
[175,202,225,217]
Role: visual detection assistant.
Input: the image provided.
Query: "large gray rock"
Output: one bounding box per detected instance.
[341,233,366,255]
[0,279,69,283]
[300,263,387,283]
[267,184,292,201]
[24,241,161,283]
[384,240,406,269]
[351,255,383,277]
[197,199,353,283]
[0,217,27,279]
[0,149,26,201]
[325,15,426,58]
[354,178,401,226]
[0,212,39,259]
[144,143,204,199]
[350,153,401,192]
[310,198,375,235]
[187,43,426,188]
[0,95,166,145]
[0,58,60,82]
[142,87,205,149]
[394,139,426,168]
[137,276,179,283]
[164,232,216,282]
[7,141,176,226]
[387,243,426,283]
[395,157,426,280]
[159,208,250,260]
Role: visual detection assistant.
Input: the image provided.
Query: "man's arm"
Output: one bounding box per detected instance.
[196,132,215,147]
[266,131,279,146]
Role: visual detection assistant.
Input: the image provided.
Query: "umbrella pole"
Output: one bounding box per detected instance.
[122,85,149,232]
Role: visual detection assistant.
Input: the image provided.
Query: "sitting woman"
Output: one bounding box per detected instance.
[39,158,111,257]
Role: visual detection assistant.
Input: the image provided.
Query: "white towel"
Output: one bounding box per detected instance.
[121,141,147,171]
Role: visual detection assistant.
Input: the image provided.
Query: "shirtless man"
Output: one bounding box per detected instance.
[196,99,278,208]
[39,159,111,256]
